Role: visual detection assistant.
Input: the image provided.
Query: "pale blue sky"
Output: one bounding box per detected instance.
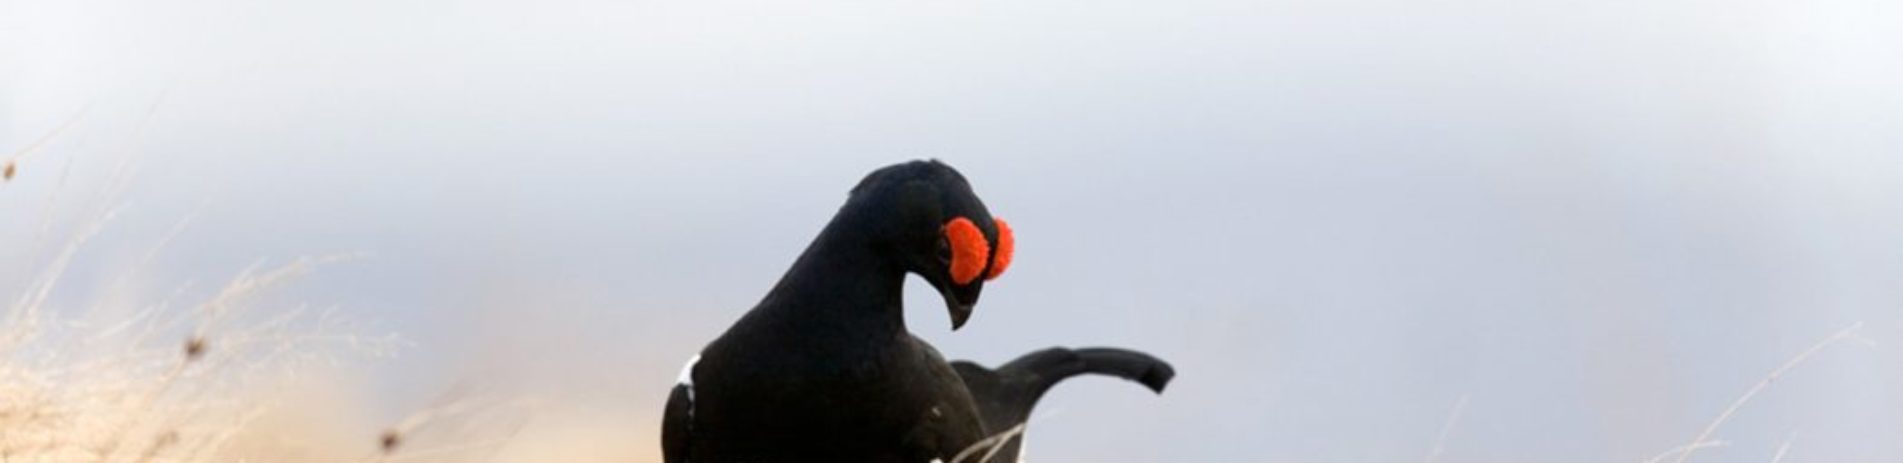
[6,0,1903,460]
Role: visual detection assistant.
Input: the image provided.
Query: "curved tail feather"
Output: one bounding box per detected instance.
[950,347,1174,463]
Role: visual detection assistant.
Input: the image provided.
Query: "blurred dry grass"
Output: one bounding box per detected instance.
[0,268,664,463]
[1,201,662,463]
[2,119,661,463]
[0,221,406,463]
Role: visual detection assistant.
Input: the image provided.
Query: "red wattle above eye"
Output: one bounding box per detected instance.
[944,217,989,285]
[986,218,1013,280]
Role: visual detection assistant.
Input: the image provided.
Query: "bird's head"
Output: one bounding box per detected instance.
[846,160,1015,330]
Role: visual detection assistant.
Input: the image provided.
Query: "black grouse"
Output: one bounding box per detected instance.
[949,347,1175,462]
[663,160,1017,463]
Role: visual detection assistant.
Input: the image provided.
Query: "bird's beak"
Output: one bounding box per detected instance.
[942,281,982,330]
[948,301,973,330]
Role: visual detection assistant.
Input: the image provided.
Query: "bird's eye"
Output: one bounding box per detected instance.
[942,217,990,285]
[936,237,952,265]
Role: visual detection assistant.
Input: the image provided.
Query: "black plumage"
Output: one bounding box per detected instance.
[950,347,1175,463]
[662,160,1011,463]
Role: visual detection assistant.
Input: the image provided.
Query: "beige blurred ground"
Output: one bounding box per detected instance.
[0,246,667,462]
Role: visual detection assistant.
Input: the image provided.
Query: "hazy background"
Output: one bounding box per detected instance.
[6,0,1903,460]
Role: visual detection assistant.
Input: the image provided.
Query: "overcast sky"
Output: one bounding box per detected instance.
[6,0,1903,460]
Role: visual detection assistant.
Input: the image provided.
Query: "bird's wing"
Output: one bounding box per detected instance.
[662,354,701,463]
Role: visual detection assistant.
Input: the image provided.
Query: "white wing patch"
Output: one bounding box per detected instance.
[678,354,701,419]
[677,354,701,386]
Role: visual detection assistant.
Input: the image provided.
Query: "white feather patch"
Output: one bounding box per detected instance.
[677,354,701,387]
[678,354,701,421]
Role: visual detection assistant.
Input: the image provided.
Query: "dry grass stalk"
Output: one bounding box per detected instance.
[948,422,1027,463]
[1650,322,1869,463]
[1424,394,1469,463]
[1768,431,1797,463]
[3,103,92,185]
[361,393,538,463]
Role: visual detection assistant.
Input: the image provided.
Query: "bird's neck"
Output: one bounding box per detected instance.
[758,217,909,338]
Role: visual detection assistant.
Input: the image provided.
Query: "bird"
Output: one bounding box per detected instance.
[663,160,1018,463]
[949,347,1175,463]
